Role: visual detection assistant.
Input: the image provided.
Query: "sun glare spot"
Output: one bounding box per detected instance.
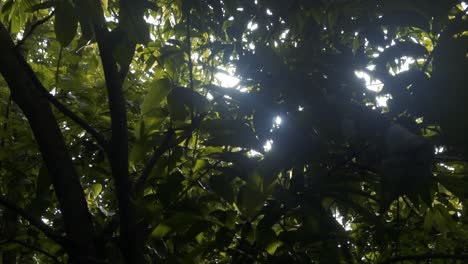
[334,210,352,231]
[389,57,415,76]
[435,146,445,154]
[355,71,384,92]
[41,217,51,225]
[215,72,240,88]
[280,29,290,39]
[247,149,263,157]
[264,139,273,152]
[274,116,282,126]
[376,94,391,107]
[247,21,259,31]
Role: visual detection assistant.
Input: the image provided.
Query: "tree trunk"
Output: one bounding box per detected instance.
[0,22,98,263]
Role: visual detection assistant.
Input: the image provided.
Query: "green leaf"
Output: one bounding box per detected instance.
[129,140,147,164]
[193,159,207,173]
[151,223,172,238]
[119,1,149,44]
[375,41,427,72]
[237,185,266,219]
[200,119,261,149]
[167,87,208,120]
[89,183,102,199]
[157,172,185,206]
[209,174,235,203]
[141,78,172,115]
[381,11,430,31]
[54,0,78,46]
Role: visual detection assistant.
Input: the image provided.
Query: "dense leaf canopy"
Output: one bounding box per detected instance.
[0,0,467,263]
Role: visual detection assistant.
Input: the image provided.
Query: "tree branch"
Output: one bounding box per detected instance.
[0,195,63,245]
[135,114,205,191]
[11,9,109,151]
[21,62,109,151]
[93,19,141,264]
[15,10,55,48]
[0,239,62,264]
[0,21,98,263]
[380,253,468,264]
[436,155,468,163]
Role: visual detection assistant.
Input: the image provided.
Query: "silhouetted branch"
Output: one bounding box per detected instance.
[135,114,205,191]
[0,195,64,245]
[436,155,468,163]
[17,51,109,151]
[380,253,468,264]
[0,239,62,263]
[30,77,109,152]
[15,10,55,48]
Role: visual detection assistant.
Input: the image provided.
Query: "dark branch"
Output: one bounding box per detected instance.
[165,160,221,210]
[0,21,98,262]
[185,7,195,93]
[380,253,468,264]
[10,10,109,151]
[15,10,56,48]
[436,155,468,163]
[12,46,109,151]
[27,72,110,152]
[0,239,62,264]
[135,114,205,191]
[93,16,140,262]
[0,195,64,245]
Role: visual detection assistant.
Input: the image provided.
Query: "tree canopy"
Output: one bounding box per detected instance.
[0,0,467,263]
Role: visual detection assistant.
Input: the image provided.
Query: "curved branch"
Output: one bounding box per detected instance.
[0,195,64,245]
[36,83,109,152]
[15,10,56,48]
[135,114,205,191]
[0,21,98,263]
[10,11,109,150]
[0,239,62,263]
[380,253,468,264]
[22,60,109,151]
[14,40,109,151]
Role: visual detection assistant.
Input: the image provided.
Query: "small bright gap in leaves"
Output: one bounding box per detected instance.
[435,146,445,155]
[215,69,278,153]
[334,210,352,231]
[215,72,240,88]
[355,55,417,107]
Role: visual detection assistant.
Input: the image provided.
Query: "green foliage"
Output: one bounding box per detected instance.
[0,0,468,263]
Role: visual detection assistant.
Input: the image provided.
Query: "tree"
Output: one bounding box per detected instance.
[0,0,467,263]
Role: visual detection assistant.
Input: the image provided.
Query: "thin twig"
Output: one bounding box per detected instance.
[13,45,109,151]
[0,239,62,263]
[135,114,205,191]
[185,5,196,123]
[164,160,222,211]
[135,128,175,191]
[436,155,468,163]
[380,253,468,264]
[0,195,64,245]
[0,94,11,148]
[15,11,56,48]
[55,45,63,84]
